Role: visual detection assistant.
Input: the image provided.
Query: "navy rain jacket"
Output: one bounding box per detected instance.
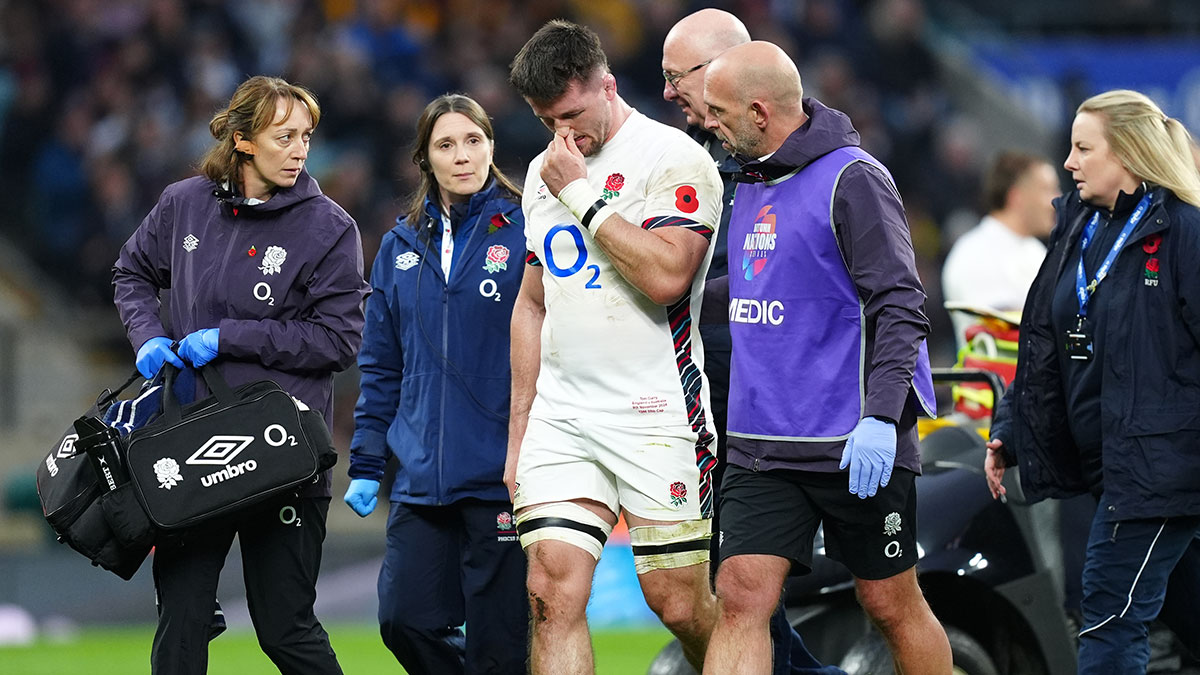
[992,186,1200,519]
[349,182,524,505]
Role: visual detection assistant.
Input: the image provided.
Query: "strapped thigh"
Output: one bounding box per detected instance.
[515,502,614,560]
[629,519,712,574]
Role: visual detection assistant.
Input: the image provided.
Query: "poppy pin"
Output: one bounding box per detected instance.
[1143,233,1162,254]
[488,213,510,235]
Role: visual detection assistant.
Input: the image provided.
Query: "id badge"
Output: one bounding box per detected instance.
[1065,316,1093,362]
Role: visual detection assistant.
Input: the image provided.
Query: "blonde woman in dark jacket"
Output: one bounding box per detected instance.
[987,89,1200,674]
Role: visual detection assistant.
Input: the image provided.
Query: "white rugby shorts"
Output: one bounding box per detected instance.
[513,417,710,521]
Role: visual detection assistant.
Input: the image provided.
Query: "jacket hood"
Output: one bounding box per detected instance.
[737,98,861,179]
[212,169,323,215]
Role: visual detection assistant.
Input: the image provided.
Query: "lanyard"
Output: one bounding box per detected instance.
[432,195,498,283]
[1075,193,1152,317]
[439,211,454,281]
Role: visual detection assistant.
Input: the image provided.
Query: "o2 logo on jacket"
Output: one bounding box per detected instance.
[254,282,275,306]
[742,205,778,280]
[479,279,502,302]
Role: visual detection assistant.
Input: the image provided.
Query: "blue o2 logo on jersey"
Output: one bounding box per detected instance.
[544,224,601,289]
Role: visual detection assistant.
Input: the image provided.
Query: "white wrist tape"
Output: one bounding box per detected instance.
[557,178,617,234]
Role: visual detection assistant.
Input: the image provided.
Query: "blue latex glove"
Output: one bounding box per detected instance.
[344,478,380,517]
[135,336,184,379]
[838,417,897,499]
[177,328,220,367]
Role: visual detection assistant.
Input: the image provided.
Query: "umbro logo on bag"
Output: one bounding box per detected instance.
[57,434,79,458]
[124,366,329,531]
[199,459,258,487]
[187,436,254,465]
[45,433,80,477]
[187,435,259,489]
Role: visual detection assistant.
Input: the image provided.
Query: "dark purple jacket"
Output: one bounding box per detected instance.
[113,171,369,497]
[725,98,931,474]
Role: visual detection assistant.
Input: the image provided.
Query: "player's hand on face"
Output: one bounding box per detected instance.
[541,127,587,197]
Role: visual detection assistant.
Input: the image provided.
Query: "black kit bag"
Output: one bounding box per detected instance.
[35,371,156,580]
[124,364,337,530]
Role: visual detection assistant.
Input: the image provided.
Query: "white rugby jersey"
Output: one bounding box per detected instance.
[521,110,723,434]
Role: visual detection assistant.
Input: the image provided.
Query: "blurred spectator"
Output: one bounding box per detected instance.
[31,95,92,281]
[942,151,1059,348]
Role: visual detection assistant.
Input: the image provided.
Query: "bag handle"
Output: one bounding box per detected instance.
[161,364,182,423]
[198,364,237,404]
[159,363,239,424]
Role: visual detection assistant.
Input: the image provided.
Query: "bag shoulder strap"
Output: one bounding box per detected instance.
[95,369,143,411]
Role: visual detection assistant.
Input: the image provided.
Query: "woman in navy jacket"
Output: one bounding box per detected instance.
[986,90,1200,673]
[114,76,368,675]
[344,94,527,675]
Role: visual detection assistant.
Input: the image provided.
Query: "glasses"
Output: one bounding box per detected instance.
[663,59,712,90]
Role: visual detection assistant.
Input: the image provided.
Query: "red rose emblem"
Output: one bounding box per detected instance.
[670,482,686,499]
[605,173,625,192]
[675,185,699,213]
[496,511,513,530]
[1143,233,1162,254]
[1146,257,1160,273]
[486,245,510,265]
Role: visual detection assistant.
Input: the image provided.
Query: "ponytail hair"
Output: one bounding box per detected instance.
[198,76,321,188]
[1077,90,1200,207]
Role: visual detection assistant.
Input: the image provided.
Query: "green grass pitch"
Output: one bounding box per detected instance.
[0,623,675,674]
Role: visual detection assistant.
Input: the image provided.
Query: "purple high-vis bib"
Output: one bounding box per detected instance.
[727,146,935,441]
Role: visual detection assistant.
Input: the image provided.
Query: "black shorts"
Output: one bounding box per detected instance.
[717,463,918,580]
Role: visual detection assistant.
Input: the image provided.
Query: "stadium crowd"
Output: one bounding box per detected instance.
[0,0,974,362]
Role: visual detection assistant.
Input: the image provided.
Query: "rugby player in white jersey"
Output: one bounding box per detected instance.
[506,19,724,675]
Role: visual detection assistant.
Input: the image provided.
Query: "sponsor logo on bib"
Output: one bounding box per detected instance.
[742,205,778,280]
